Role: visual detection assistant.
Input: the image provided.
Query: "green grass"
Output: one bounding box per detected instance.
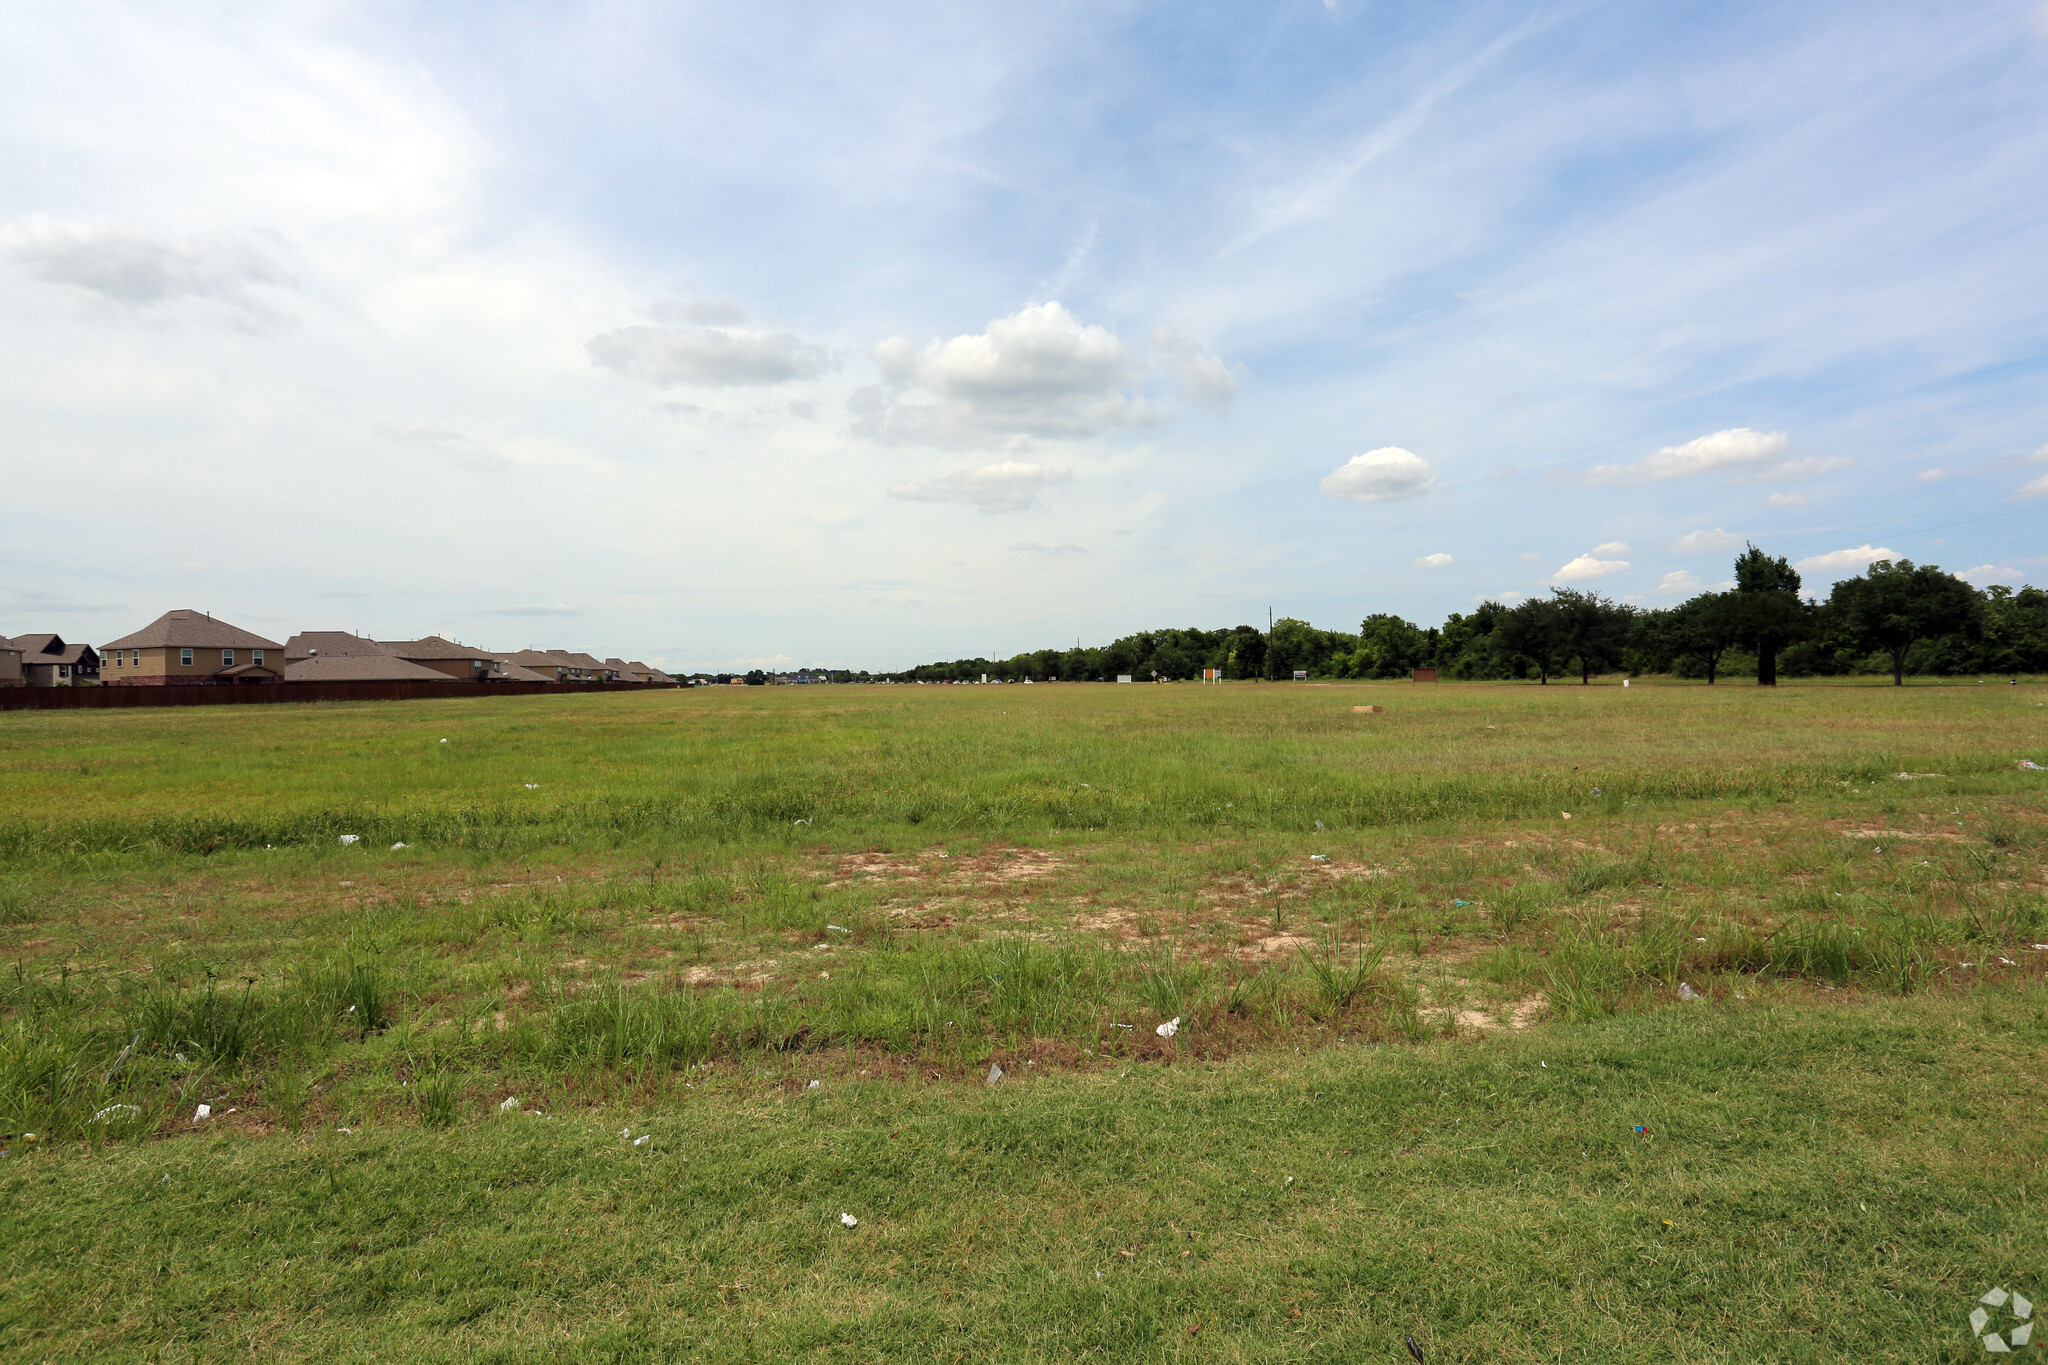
[4,680,2048,1359]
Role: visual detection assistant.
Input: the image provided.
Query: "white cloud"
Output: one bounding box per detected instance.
[1520,552,1543,562]
[1916,468,1948,483]
[1578,428,1814,485]
[1412,552,1453,567]
[1669,527,1743,554]
[1009,541,1086,555]
[1959,563,2026,586]
[1550,552,1631,582]
[1793,544,1899,576]
[2017,472,2048,497]
[1766,493,1809,507]
[1655,569,1702,594]
[2,213,295,329]
[588,321,833,387]
[889,460,1070,512]
[1591,540,1631,555]
[1319,447,1439,502]
[855,302,1152,445]
[1150,323,1239,411]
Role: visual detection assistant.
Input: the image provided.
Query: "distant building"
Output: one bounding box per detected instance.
[10,633,99,686]
[380,636,498,681]
[0,636,24,687]
[103,611,284,684]
[284,654,455,683]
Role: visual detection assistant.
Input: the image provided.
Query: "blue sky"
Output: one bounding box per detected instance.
[3,1,2045,671]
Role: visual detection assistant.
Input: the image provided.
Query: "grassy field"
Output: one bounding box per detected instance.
[3,679,2046,1361]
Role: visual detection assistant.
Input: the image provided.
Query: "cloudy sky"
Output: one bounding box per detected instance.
[4,1,2046,672]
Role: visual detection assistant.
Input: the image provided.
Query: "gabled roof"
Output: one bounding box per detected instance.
[501,649,569,671]
[12,634,94,665]
[214,662,284,678]
[285,655,452,683]
[492,662,554,683]
[381,635,493,661]
[104,611,284,652]
[286,632,393,662]
[543,648,608,671]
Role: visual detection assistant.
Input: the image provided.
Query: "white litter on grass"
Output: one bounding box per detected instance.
[391,842,407,850]
[1156,1017,1181,1039]
[1678,983,1702,1001]
[439,738,448,743]
[792,818,813,827]
[499,1096,520,1112]
[336,1128,353,1134]
[92,1104,140,1123]
[634,1135,650,1147]
[1315,821,1326,830]
[826,924,850,933]
[524,783,539,789]
[1309,855,1330,863]
[338,834,359,845]
[841,1212,859,1228]
[195,1104,211,1120]
[986,1064,1004,1086]
[807,1080,821,1090]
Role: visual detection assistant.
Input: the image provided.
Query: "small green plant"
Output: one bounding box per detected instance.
[264,1055,311,1133]
[1294,934,1387,1019]
[415,1072,459,1129]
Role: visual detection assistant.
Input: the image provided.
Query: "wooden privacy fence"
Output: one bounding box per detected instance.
[0,680,678,711]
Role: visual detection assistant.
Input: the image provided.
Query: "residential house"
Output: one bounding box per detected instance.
[284,631,391,663]
[545,649,613,681]
[639,664,676,685]
[0,636,24,687]
[492,660,554,683]
[605,657,643,684]
[12,633,100,686]
[380,636,498,681]
[102,611,286,684]
[498,649,582,682]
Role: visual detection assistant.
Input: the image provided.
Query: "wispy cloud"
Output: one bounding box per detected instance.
[889,461,1071,512]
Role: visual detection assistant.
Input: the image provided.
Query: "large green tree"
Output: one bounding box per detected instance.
[1551,588,1634,683]
[1727,543,1808,685]
[1496,596,1564,683]
[1828,559,1982,685]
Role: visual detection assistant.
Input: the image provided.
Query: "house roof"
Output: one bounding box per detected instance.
[214,662,284,678]
[105,611,285,652]
[501,649,568,670]
[284,655,452,683]
[381,635,492,661]
[543,648,608,671]
[491,662,554,683]
[12,634,94,666]
[285,632,393,662]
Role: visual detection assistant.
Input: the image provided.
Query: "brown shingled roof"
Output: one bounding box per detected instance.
[105,610,284,652]
[284,655,454,683]
[285,632,393,662]
[381,635,494,661]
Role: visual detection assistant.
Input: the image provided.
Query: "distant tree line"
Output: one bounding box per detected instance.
[884,550,2044,685]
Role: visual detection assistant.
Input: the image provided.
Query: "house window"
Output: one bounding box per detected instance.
[181,649,192,666]
[222,650,235,666]
[252,650,264,666]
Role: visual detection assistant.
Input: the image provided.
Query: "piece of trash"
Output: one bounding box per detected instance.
[2021,760,2046,771]
[1591,787,1604,796]
[338,834,359,845]
[1453,899,1470,907]
[1540,1061,1547,1068]
[1113,1022,1132,1030]
[633,1134,650,1146]
[1694,936,1707,943]
[1735,992,1746,1000]
[92,1104,140,1123]
[841,1212,859,1228]
[986,1064,1004,1086]
[1314,820,1326,830]
[391,842,407,850]
[439,738,448,743]
[1998,956,2017,966]
[1156,1017,1181,1039]
[336,1127,352,1134]
[1632,1125,1648,1135]
[792,818,813,826]
[524,783,539,789]
[1678,983,1701,1001]
[1404,1334,1428,1364]
[1285,1175,1294,1184]
[499,1096,519,1112]
[826,924,850,933]
[1309,854,1330,863]
[194,1104,211,1120]
[807,1079,821,1089]
[1561,812,1573,820]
